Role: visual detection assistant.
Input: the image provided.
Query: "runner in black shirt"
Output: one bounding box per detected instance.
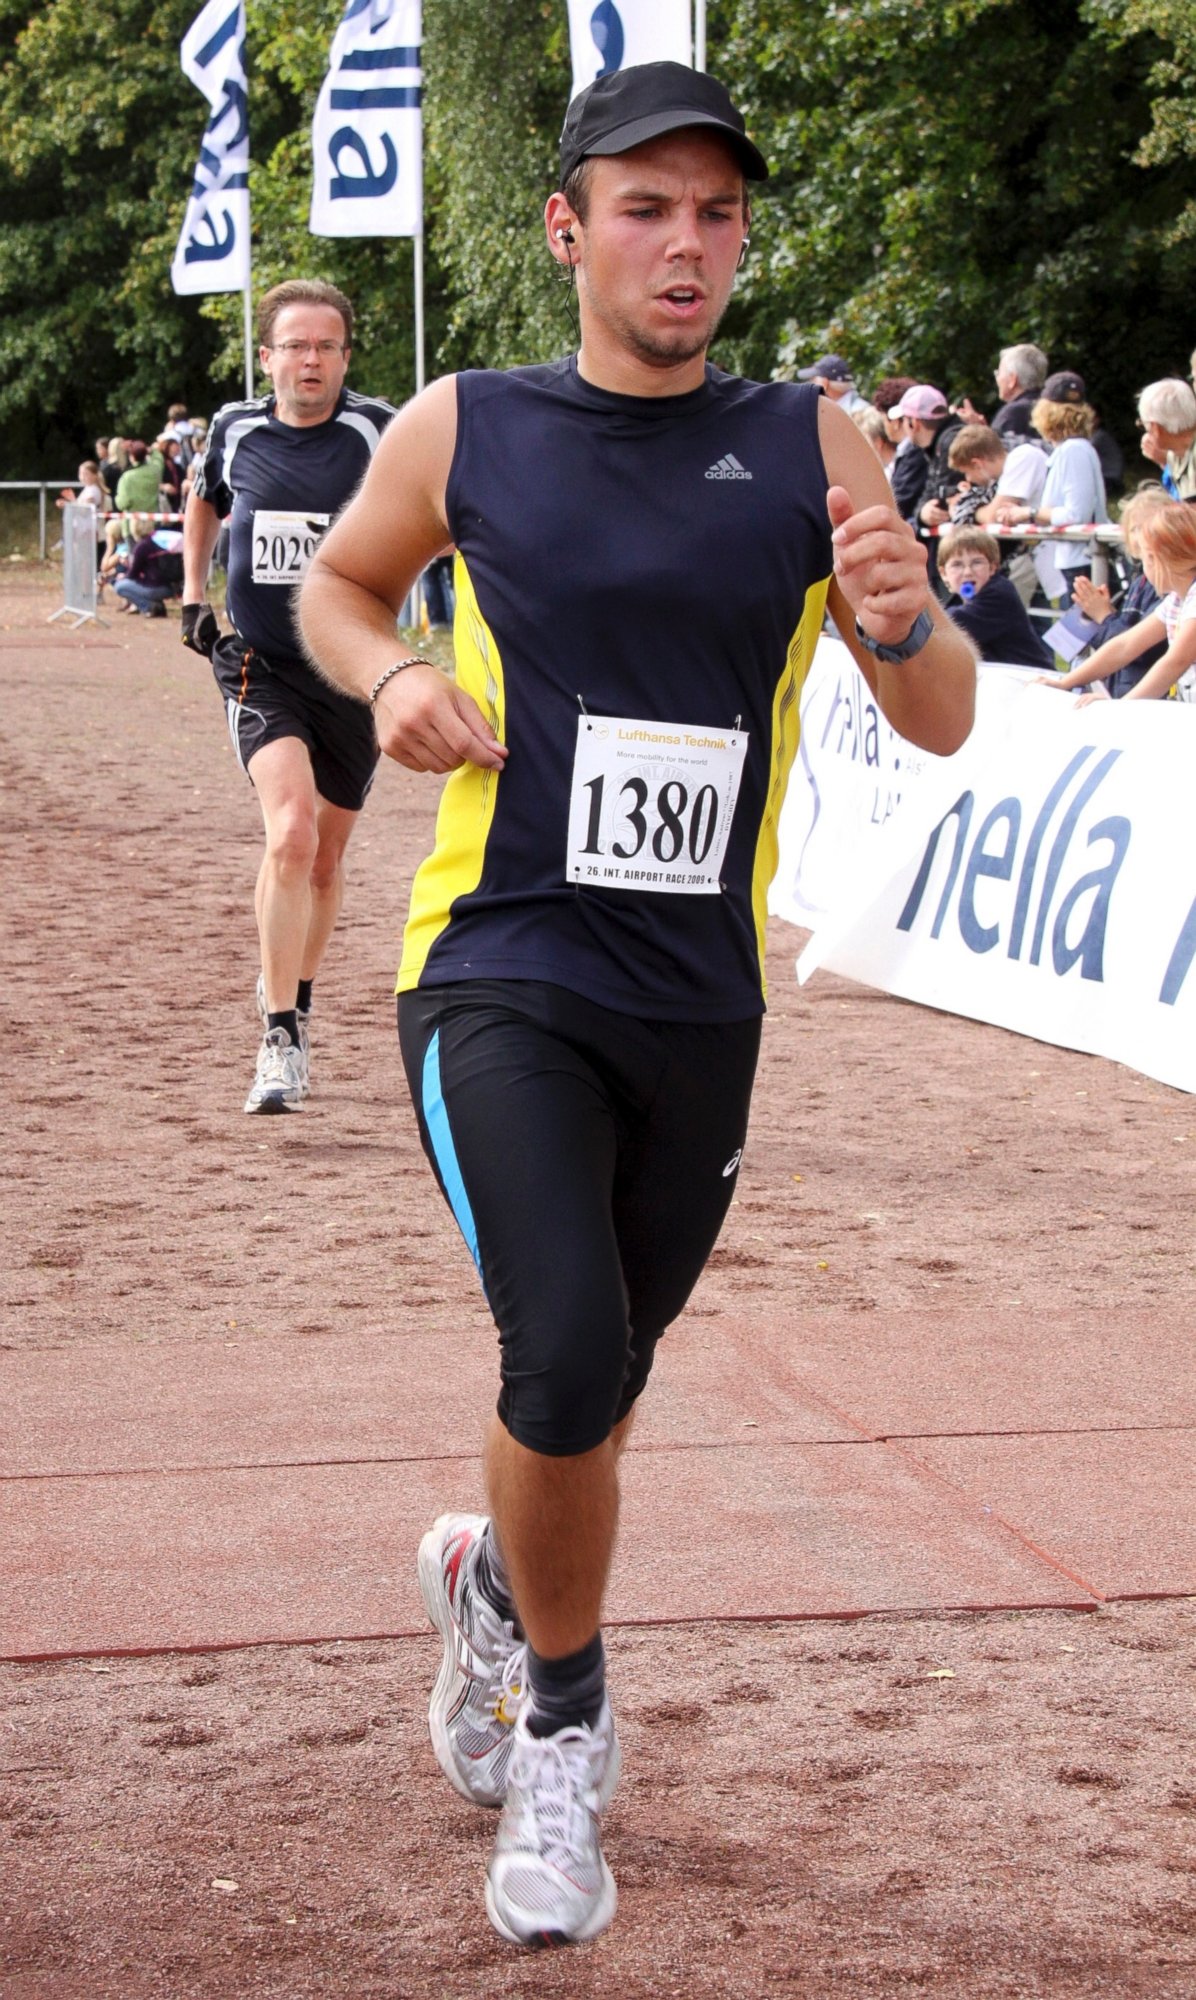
[299,68,976,1945]
[182,279,396,1113]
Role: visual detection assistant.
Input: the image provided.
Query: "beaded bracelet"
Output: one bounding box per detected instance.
[368,656,432,709]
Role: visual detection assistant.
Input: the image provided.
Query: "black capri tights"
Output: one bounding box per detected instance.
[398,980,760,1458]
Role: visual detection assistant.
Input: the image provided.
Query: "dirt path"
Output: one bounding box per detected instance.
[3,574,1193,1998]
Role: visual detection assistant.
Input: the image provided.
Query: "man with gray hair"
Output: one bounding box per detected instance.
[1137,378,1196,499]
[992,342,1048,443]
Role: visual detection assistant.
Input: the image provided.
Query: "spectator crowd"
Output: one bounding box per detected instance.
[58,344,1196,696]
[56,404,206,617]
[804,340,1196,701]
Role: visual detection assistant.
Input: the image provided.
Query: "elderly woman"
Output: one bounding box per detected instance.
[1136,378,1196,499]
[1002,379,1108,603]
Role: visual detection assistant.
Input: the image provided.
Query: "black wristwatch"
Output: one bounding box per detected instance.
[853,608,934,665]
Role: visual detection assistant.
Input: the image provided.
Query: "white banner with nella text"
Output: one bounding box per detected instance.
[772,640,1196,1095]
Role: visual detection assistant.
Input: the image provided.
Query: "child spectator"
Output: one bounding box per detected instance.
[1042,499,1196,705]
[939,526,1053,669]
[1069,484,1169,695]
[946,425,1007,526]
[56,461,106,512]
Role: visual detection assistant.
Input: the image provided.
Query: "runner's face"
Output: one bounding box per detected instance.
[260,304,350,425]
[568,132,747,388]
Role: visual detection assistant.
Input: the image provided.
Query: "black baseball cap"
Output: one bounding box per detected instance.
[559,61,769,187]
[1042,370,1086,404]
[797,354,854,384]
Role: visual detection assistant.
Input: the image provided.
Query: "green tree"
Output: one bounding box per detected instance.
[711,0,1196,440]
[422,0,572,371]
[1103,0,1196,251]
[0,0,225,469]
[4,0,1196,475]
[0,0,436,473]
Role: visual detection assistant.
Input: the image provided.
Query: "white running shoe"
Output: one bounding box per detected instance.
[417,1513,527,1808]
[486,1700,621,1947]
[255,972,310,1097]
[243,1027,305,1114]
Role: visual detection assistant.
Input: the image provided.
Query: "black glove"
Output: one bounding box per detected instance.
[181,602,219,658]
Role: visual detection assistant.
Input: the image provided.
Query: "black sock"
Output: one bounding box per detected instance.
[296,979,313,1015]
[267,1009,299,1046]
[476,1523,519,1624]
[526,1632,606,1737]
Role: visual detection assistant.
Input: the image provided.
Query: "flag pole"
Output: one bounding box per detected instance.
[243,273,254,399]
[406,111,427,632]
[694,0,706,70]
[414,232,426,395]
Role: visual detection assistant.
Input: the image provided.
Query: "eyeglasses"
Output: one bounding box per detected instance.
[270,339,345,357]
[943,556,991,575]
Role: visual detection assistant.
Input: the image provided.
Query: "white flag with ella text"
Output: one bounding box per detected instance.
[310,0,422,238]
[567,0,691,100]
[170,0,250,295]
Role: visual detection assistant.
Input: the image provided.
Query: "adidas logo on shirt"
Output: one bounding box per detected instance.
[705,453,753,480]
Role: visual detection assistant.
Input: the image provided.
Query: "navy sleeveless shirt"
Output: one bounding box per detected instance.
[399,359,832,1021]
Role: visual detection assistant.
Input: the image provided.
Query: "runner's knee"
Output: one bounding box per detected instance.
[496,1303,631,1458]
[309,840,346,893]
[264,803,319,877]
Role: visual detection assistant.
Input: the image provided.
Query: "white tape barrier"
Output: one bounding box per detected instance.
[772,639,1196,1096]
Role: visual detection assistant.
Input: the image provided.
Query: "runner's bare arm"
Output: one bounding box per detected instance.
[299,376,506,775]
[183,493,222,603]
[818,398,976,756]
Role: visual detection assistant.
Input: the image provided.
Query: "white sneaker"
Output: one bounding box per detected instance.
[243,1027,305,1114]
[255,972,310,1097]
[485,1700,621,1947]
[417,1514,526,1808]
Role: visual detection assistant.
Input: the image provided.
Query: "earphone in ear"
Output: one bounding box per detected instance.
[556,227,575,243]
[737,236,751,270]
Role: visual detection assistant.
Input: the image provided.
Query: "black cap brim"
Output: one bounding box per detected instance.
[561,108,769,187]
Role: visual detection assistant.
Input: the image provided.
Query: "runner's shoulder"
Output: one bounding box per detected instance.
[339,385,401,437]
[205,393,274,450]
[706,366,819,425]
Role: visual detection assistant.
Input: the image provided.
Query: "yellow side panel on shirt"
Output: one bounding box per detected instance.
[396,555,506,993]
[750,576,830,1002]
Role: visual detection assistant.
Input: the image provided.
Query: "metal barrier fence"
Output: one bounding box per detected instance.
[0,480,79,561]
[47,503,104,629]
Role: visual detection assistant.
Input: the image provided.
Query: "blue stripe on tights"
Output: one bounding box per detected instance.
[421,1029,483,1280]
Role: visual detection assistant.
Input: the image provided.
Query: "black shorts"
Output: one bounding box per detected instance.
[398,979,761,1457]
[211,634,379,813]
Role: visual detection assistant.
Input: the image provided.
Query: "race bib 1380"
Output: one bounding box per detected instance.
[565,713,748,895]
